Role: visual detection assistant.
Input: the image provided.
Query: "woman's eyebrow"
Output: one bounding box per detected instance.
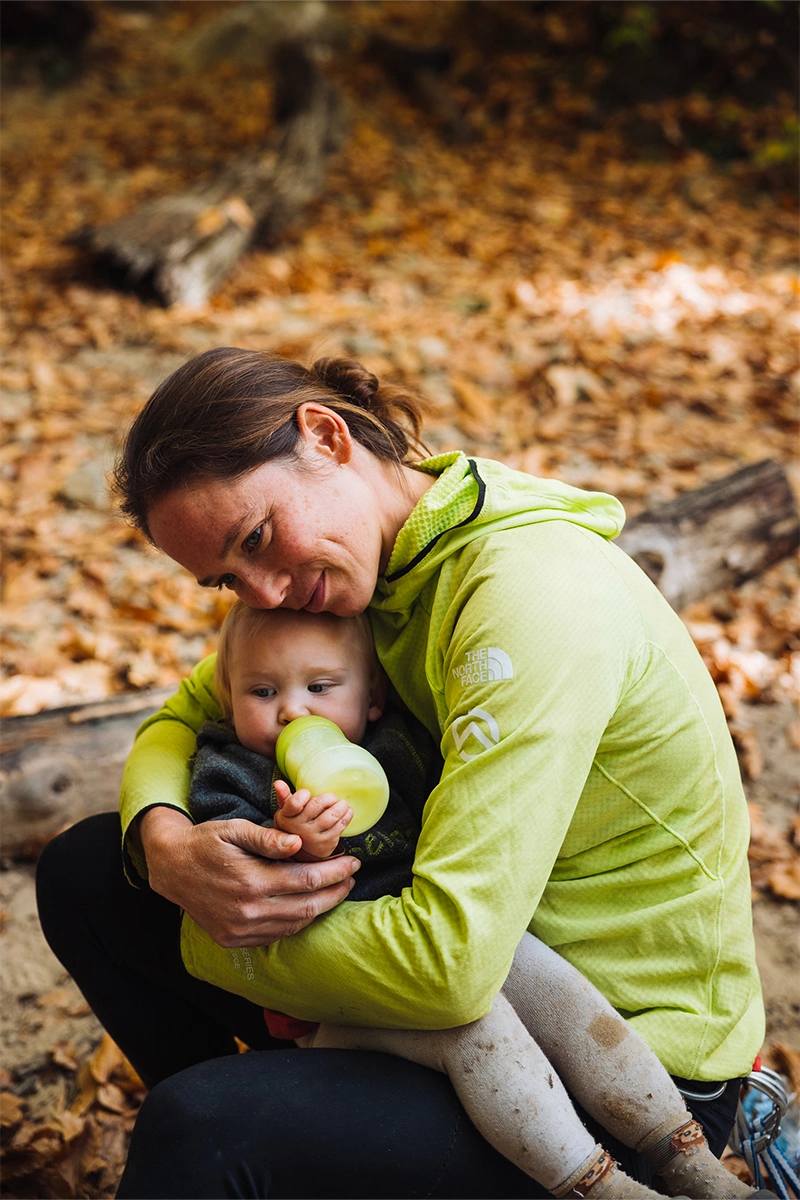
[220,514,253,558]
[198,511,259,585]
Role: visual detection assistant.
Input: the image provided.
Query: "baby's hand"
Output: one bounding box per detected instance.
[273,781,353,861]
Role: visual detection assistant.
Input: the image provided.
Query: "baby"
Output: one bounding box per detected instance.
[190,602,766,1200]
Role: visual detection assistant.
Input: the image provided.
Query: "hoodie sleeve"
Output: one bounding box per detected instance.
[119,653,220,882]
[180,524,644,1028]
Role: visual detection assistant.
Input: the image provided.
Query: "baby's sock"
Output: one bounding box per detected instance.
[638,1112,770,1198]
[552,1147,663,1198]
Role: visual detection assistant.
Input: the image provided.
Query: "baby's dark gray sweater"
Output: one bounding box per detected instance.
[190,711,441,901]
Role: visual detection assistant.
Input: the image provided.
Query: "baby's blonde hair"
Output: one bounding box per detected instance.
[214,601,378,723]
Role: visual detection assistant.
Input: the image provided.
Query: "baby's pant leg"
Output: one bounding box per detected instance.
[501,932,686,1146]
[304,992,597,1193]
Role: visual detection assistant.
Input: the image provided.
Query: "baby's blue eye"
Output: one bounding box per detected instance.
[308,683,328,693]
[253,687,275,698]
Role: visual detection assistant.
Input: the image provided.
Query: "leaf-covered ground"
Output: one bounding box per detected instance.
[1,3,798,1196]
[2,1,798,721]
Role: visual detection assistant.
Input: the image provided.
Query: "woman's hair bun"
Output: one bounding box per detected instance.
[311,357,380,409]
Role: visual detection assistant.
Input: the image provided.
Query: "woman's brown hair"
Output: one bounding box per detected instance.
[113,348,428,540]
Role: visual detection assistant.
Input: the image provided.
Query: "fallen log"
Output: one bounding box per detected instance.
[76,28,344,307]
[0,689,175,860]
[1,459,797,858]
[616,459,799,612]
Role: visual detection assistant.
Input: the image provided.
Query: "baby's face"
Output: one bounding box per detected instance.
[228,617,382,759]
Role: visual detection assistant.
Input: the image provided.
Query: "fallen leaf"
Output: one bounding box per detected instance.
[0,675,65,717]
[96,1083,128,1114]
[51,1042,79,1073]
[545,364,606,407]
[65,999,93,1018]
[37,988,71,1010]
[768,858,800,901]
[195,206,227,238]
[0,1092,25,1127]
[450,374,496,431]
[748,803,793,863]
[722,1152,754,1185]
[223,195,256,232]
[112,1057,145,1094]
[88,1033,124,1085]
[767,1043,800,1097]
[55,1109,86,1144]
[67,1062,97,1118]
[735,727,764,780]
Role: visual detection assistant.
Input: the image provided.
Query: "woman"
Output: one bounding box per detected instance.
[37,349,764,1199]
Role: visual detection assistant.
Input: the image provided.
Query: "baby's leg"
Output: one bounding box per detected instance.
[303,994,662,1198]
[502,933,761,1199]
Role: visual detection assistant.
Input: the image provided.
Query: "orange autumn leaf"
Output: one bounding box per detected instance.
[68,1062,98,1119]
[89,1033,125,1085]
[223,195,256,232]
[51,1042,79,1072]
[767,859,800,902]
[55,1109,86,1144]
[96,1083,129,1115]
[195,206,228,238]
[0,1092,25,1127]
[767,1043,800,1097]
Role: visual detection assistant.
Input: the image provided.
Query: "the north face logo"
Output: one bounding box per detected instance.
[451,707,500,761]
[451,647,514,688]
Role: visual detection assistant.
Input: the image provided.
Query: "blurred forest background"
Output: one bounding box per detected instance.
[1,1,799,1196]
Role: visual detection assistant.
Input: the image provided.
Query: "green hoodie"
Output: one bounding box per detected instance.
[121,452,763,1081]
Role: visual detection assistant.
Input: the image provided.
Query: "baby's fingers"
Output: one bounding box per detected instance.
[279,787,312,817]
[311,801,354,833]
[300,791,344,820]
[273,780,292,809]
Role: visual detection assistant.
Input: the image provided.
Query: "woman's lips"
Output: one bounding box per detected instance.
[304,574,326,613]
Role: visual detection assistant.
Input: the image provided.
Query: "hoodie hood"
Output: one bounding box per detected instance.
[373,451,625,614]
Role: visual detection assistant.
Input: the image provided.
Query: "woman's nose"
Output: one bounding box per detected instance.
[237,570,288,610]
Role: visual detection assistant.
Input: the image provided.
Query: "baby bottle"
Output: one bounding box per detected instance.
[275,715,390,836]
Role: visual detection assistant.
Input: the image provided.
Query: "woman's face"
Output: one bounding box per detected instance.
[147,434,386,618]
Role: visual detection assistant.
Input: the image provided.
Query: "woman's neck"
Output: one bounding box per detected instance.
[373,458,435,574]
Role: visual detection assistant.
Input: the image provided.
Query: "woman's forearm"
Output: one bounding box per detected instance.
[120,654,220,851]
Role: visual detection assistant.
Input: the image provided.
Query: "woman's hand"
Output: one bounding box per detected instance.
[138,807,360,948]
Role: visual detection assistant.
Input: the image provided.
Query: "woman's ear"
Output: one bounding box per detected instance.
[296,403,353,466]
[367,670,386,723]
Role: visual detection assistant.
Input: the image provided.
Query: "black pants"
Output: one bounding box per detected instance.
[36,815,741,1200]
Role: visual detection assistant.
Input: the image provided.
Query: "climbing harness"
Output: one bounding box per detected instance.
[730,1065,800,1200]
